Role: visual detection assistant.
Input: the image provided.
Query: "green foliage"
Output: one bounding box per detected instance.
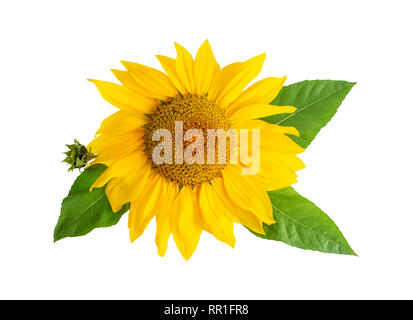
[253,188,356,255]
[263,80,356,148]
[251,80,356,255]
[54,164,128,242]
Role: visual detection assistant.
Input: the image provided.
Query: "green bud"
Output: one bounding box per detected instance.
[62,139,96,171]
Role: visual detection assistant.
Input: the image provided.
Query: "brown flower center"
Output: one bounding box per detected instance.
[144,94,232,187]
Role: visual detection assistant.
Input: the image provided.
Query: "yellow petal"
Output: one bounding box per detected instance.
[228,76,286,113]
[232,119,272,130]
[276,153,306,171]
[222,165,274,225]
[89,152,130,170]
[209,53,266,107]
[88,79,156,115]
[120,61,178,99]
[252,155,299,191]
[110,69,142,94]
[254,172,297,191]
[193,40,220,95]
[239,129,304,190]
[87,156,114,168]
[95,111,146,135]
[156,55,185,94]
[209,62,243,99]
[90,150,147,190]
[259,130,305,154]
[262,124,300,137]
[128,174,165,242]
[230,104,296,124]
[259,146,305,179]
[170,186,202,260]
[210,177,265,234]
[174,42,195,94]
[88,129,144,159]
[155,180,179,256]
[106,162,152,212]
[199,182,235,247]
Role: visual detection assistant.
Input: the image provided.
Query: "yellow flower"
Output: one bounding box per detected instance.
[87,40,305,260]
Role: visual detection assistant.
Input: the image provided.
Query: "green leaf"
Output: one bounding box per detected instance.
[54,164,129,242]
[263,80,356,148]
[253,187,356,255]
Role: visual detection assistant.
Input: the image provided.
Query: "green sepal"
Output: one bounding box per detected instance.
[62,139,96,171]
[54,164,129,242]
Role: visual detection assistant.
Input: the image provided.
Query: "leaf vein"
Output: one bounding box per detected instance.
[275,84,353,125]
[272,203,330,241]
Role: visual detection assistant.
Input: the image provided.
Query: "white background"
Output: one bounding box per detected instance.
[0,0,412,299]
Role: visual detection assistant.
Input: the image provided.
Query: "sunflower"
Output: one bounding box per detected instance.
[87,40,305,260]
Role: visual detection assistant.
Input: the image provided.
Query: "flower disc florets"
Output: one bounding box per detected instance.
[144,94,231,187]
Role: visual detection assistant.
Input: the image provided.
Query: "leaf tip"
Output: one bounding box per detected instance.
[53,232,61,243]
[348,248,358,257]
